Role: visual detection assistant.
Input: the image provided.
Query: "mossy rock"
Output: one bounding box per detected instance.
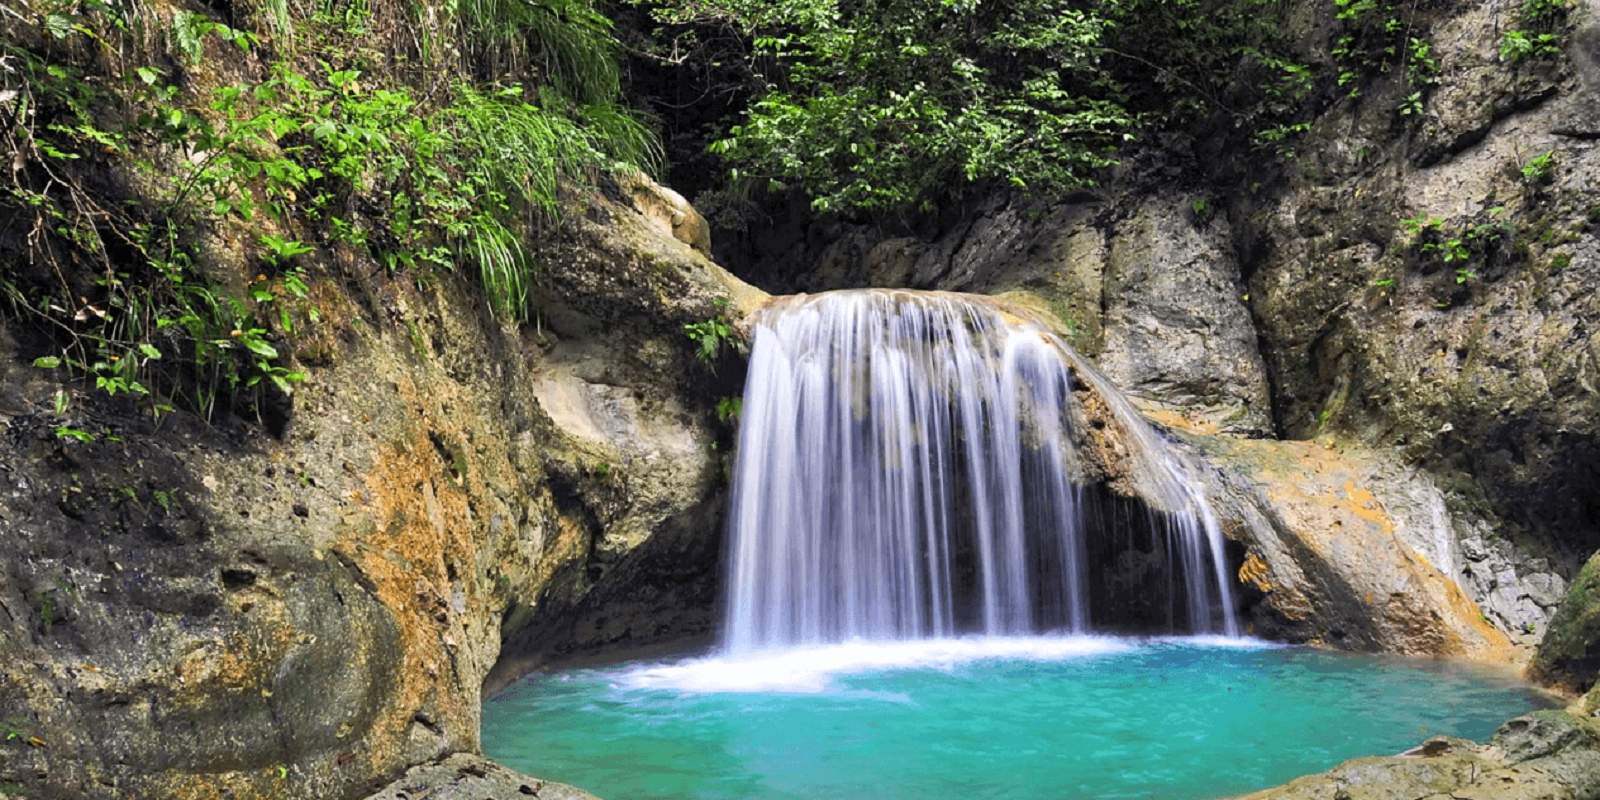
[1530,549,1600,693]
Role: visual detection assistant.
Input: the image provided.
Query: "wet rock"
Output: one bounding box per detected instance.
[1491,710,1600,765]
[708,189,1273,436]
[1190,436,1512,658]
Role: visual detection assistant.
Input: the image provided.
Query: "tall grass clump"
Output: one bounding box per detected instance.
[445,83,660,318]
[459,0,621,105]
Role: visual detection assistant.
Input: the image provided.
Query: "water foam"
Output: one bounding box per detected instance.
[618,636,1136,694]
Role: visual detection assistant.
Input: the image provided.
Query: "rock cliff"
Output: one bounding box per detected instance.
[0,174,761,799]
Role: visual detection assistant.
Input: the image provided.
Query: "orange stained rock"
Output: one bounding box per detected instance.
[1238,551,1274,593]
[1342,480,1395,533]
[340,374,486,770]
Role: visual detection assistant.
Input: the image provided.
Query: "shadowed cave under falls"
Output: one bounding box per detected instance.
[481,290,1552,800]
[724,289,1241,648]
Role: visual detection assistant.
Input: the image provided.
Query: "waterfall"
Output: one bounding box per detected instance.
[724,290,1239,651]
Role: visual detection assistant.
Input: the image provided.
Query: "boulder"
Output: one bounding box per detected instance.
[358,753,601,800]
[1235,710,1600,800]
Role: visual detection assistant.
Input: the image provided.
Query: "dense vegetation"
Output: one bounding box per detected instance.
[1,0,658,422]
[628,0,1322,217]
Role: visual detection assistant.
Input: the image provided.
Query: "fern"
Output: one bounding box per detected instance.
[460,212,530,320]
[172,12,208,64]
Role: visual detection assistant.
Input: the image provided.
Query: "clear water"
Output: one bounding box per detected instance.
[482,637,1552,800]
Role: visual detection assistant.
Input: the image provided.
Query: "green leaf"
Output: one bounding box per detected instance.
[137,344,162,360]
[244,339,279,359]
[33,357,62,369]
[45,14,74,39]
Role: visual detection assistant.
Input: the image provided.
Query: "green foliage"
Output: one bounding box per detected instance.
[1398,207,1516,285]
[1330,0,1436,113]
[259,235,314,265]
[715,395,742,421]
[2,0,661,421]
[462,0,623,107]
[1500,0,1568,63]
[1500,29,1562,62]
[172,12,253,66]
[691,0,1139,212]
[444,83,660,316]
[1521,150,1557,183]
[650,0,1315,212]
[52,426,95,443]
[684,315,738,366]
[1104,0,1312,134]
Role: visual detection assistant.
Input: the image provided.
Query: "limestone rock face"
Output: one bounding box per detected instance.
[725,191,1273,437]
[620,170,714,257]
[1097,196,1272,437]
[1530,549,1600,694]
[485,181,766,687]
[0,173,760,800]
[1242,1,1600,565]
[1192,437,1514,659]
[937,194,1273,439]
[1462,533,1571,643]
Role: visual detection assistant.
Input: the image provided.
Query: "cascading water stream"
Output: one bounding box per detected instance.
[724,290,1239,651]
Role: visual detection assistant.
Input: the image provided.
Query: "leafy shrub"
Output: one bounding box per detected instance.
[653,0,1314,214]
